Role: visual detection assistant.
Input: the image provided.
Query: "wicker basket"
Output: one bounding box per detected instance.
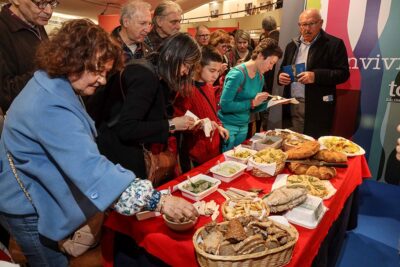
[221,200,270,220]
[193,220,299,267]
[251,161,286,177]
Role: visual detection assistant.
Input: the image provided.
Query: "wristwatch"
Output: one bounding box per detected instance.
[168,120,176,131]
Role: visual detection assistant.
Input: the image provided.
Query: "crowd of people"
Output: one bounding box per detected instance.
[0,0,354,265]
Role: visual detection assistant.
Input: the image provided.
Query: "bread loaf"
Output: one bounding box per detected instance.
[286,141,320,159]
[313,149,347,163]
[288,162,336,180]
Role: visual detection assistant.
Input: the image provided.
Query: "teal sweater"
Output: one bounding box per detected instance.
[218,64,267,127]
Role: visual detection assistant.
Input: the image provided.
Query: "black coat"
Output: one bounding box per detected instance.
[278,30,350,138]
[95,62,170,178]
[0,4,48,111]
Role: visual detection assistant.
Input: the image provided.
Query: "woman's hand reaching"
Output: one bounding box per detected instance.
[160,195,198,222]
[211,121,229,140]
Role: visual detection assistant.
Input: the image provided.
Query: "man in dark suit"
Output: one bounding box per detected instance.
[278,9,350,138]
[0,0,55,113]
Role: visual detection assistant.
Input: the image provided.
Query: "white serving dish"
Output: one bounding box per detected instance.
[177,174,221,202]
[209,161,247,183]
[318,136,365,157]
[223,146,257,164]
[253,135,283,151]
[284,195,327,229]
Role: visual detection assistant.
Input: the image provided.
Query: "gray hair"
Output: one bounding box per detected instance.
[234,29,251,43]
[152,0,182,25]
[195,25,209,36]
[120,0,152,25]
[262,16,277,32]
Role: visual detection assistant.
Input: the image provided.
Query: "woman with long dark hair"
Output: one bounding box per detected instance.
[96,33,201,183]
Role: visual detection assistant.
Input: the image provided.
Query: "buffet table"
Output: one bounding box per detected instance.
[102,154,370,267]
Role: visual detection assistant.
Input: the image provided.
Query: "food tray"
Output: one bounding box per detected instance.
[253,135,283,151]
[209,161,247,183]
[221,199,270,220]
[193,220,298,267]
[284,195,328,229]
[223,146,257,164]
[177,174,221,201]
[318,136,365,157]
[248,157,287,177]
[272,174,337,200]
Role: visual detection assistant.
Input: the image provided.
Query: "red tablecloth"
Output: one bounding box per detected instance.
[102,155,371,267]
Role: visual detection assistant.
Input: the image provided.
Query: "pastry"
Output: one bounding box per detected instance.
[313,149,347,163]
[305,166,336,180]
[286,141,320,159]
[287,175,328,198]
[288,162,337,180]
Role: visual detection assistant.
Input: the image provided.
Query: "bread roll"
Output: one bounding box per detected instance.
[286,141,320,159]
[314,149,347,163]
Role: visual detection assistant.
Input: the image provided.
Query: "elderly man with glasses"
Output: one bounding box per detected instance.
[195,25,210,46]
[278,9,349,138]
[0,0,56,114]
[145,0,182,51]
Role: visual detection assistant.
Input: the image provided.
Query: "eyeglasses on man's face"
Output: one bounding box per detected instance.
[197,34,210,39]
[31,0,59,9]
[298,20,320,28]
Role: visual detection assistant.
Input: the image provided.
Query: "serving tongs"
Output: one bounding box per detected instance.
[285,159,348,168]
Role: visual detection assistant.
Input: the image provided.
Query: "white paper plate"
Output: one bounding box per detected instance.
[272,174,336,200]
[318,136,365,157]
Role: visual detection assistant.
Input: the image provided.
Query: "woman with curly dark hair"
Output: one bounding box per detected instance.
[0,19,197,266]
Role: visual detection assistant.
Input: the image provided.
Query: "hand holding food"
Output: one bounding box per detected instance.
[172,115,195,131]
[159,195,198,222]
[253,92,269,107]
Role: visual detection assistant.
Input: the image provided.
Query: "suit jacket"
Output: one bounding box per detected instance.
[0,4,48,111]
[278,30,350,138]
[96,61,170,178]
[0,71,133,240]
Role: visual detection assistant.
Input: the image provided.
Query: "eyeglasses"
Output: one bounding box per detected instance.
[197,34,210,39]
[219,43,230,50]
[298,21,320,28]
[31,0,59,9]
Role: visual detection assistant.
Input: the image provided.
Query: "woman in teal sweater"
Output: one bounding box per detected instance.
[218,38,283,151]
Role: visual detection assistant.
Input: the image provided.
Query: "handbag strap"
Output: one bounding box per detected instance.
[6,152,37,212]
[194,83,218,118]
